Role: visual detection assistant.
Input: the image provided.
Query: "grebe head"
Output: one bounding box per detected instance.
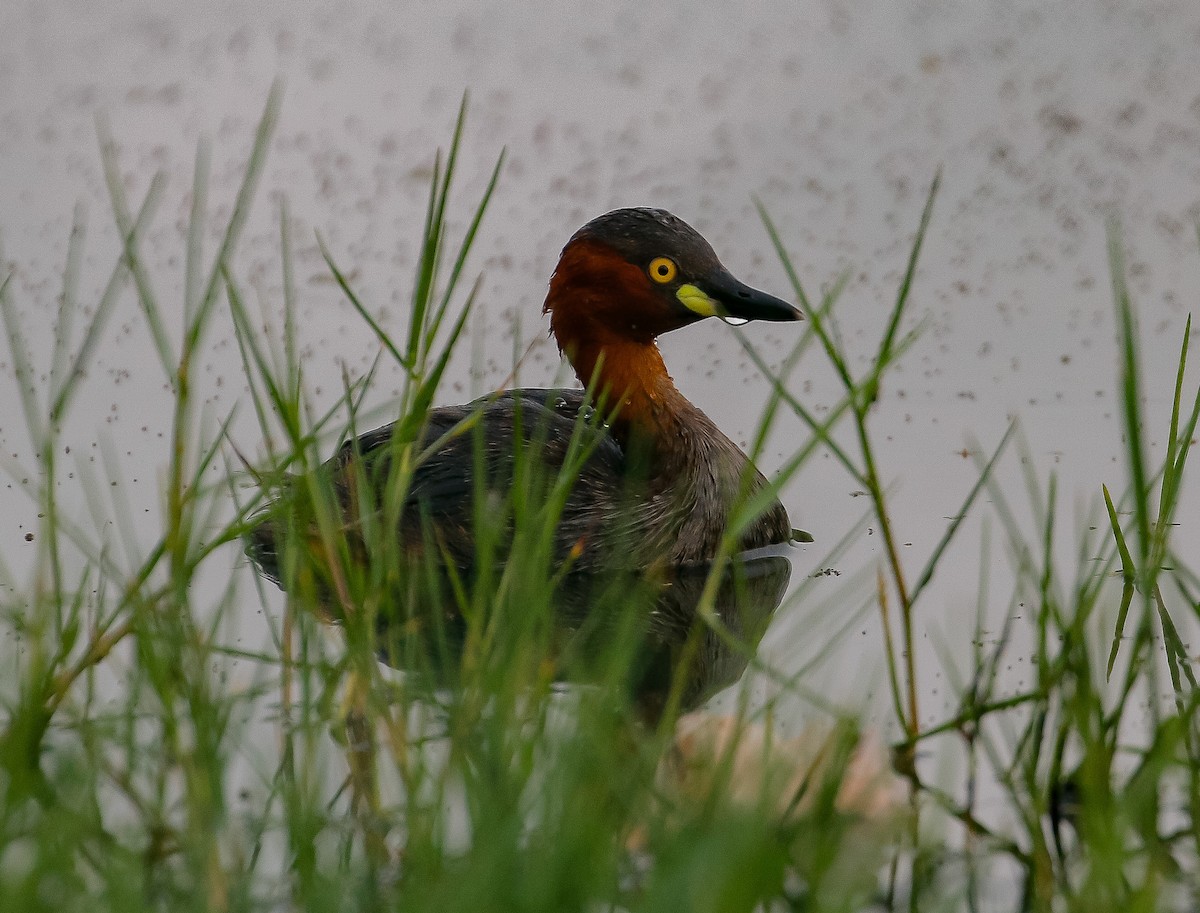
[544,208,802,347]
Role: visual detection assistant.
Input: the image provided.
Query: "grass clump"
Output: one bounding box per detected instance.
[1,89,1198,913]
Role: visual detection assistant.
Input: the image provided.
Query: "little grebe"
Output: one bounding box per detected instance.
[247,208,801,588]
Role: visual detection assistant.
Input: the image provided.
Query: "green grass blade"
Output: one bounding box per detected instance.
[427,147,506,350]
[754,198,812,313]
[184,138,210,327]
[1103,483,1137,679]
[194,81,282,343]
[908,422,1014,605]
[52,181,162,422]
[0,271,44,443]
[1157,315,1200,544]
[876,170,940,370]
[97,121,176,375]
[1108,223,1151,567]
[47,206,85,408]
[279,199,299,394]
[317,234,409,370]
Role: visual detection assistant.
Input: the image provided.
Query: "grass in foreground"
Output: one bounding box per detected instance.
[1,91,1198,912]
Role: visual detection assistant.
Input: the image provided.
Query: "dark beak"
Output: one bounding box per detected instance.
[705,267,803,322]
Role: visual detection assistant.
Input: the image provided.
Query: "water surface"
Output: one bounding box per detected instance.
[2,0,1199,853]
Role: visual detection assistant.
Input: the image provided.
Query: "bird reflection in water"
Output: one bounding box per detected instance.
[372,546,791,723]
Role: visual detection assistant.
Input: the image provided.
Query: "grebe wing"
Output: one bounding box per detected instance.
[320,389,625,557]
[404,388,623,507]
[248,389,630,584]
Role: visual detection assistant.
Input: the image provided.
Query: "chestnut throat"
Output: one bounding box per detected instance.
[543,239,732,481]
[572,336,692,434]
[549,314,726,484]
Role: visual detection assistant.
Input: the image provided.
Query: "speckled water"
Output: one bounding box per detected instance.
[2,0,1199,878]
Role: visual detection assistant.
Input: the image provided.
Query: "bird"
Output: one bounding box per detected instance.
[245,207,802,604]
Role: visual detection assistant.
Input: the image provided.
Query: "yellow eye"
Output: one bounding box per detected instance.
[648,257,678,284]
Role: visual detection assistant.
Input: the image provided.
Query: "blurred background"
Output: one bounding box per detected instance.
[2,0,1199,725]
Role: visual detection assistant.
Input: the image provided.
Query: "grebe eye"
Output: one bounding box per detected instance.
[648,257,678,284]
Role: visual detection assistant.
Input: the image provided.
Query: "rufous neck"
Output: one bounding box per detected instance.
[561,332,690,442]
[544,238,697,443]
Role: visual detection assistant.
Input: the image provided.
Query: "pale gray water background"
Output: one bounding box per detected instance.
[3,0,1200,868]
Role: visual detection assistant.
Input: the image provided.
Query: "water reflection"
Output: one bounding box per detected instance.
[373,547,791,721]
